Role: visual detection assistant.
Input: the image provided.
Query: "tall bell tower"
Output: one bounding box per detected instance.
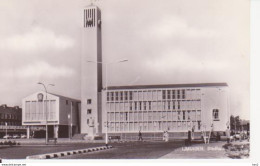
[81,5,103,137]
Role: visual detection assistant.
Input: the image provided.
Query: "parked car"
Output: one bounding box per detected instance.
[12,134,20,139]
[20,134,26,139]
[3,135,12,139]
[234,134,241,140]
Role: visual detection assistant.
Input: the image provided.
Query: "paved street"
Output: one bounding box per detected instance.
[59,141,185,159]
[1,138,248,159]
[0,142,105,159]
[0,139,185,159]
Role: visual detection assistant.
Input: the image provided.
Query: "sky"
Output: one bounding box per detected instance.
[0,0,250,120]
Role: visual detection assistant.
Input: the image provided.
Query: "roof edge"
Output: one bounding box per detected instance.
[106,83,228,90]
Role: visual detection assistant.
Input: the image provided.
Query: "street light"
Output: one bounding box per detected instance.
[37,82,55,145]
[68,101,73,140]
[87,59,128,146]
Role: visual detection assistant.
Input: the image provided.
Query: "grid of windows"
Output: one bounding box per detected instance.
[106,88,203,132]
[24,100,57,121]
[107,89,192,102]
[0,108,21,126]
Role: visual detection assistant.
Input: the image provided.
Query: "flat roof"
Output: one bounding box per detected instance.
[107,83,228,90]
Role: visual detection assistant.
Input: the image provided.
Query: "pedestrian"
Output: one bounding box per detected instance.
[165,131,169,142]
[138,130,143,141]
[188,130,192,145]
[191,126,195,140]
[226,127,230,143]
[162,131,165,141]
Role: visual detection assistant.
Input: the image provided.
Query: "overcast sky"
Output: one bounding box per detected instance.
[0,0,249,120]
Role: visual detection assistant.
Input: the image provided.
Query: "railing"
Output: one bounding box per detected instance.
[0,125,27,130]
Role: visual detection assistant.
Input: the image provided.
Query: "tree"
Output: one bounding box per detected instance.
[230,115,241,133]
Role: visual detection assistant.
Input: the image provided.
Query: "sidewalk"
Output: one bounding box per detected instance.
[160,141,228,159]
[0,138,104,145]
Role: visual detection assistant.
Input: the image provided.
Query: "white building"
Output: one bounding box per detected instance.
[79,5,230,139]
[22,91,80,139]
[101,83,229,137]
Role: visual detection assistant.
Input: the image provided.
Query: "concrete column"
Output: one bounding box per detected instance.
[26,126,30,139]
[54,125,59,138]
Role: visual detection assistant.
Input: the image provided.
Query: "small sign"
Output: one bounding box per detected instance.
[37,93,44,102]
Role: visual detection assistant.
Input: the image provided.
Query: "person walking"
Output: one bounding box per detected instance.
[138,130,143,141]
[191,126,195,140]
[188,130,192,145]
[165,131,169,142]
[163,131,166,141]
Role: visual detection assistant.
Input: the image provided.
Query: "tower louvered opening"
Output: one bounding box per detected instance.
[84,8,96,28]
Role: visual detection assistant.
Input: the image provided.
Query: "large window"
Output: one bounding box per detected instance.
[49,100,56,120]
[187,111,191,120]
[120,92,123,101]
[148,101,151,110]
[111,92,114,101]
[167,90,171,99]
[177,111,181,120]
[172,90,176,99]
[162,90,166,99]
[182,89,185,99]
[107,92,110,101]
[196,110,201,121]
[129,102,133,111]
[124,91,128,100]
[129,91,133,100]
[115,92,118,101]
[25,101,30,120]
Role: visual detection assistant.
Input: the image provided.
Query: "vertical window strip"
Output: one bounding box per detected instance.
[90,9,92,27]
[88,9,90,27]
[86,9,88,27]
[91,9,94,27]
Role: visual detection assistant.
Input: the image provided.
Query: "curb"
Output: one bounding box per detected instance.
[26,145,113,159]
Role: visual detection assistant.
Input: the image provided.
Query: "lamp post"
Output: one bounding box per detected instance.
[87,59,128,146]
[70,101,73,139]
[38,82,54,145]
[68,101,73,140]
[68,114,71,140]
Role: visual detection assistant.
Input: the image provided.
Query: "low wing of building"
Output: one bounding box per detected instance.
[22,91,81,138]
